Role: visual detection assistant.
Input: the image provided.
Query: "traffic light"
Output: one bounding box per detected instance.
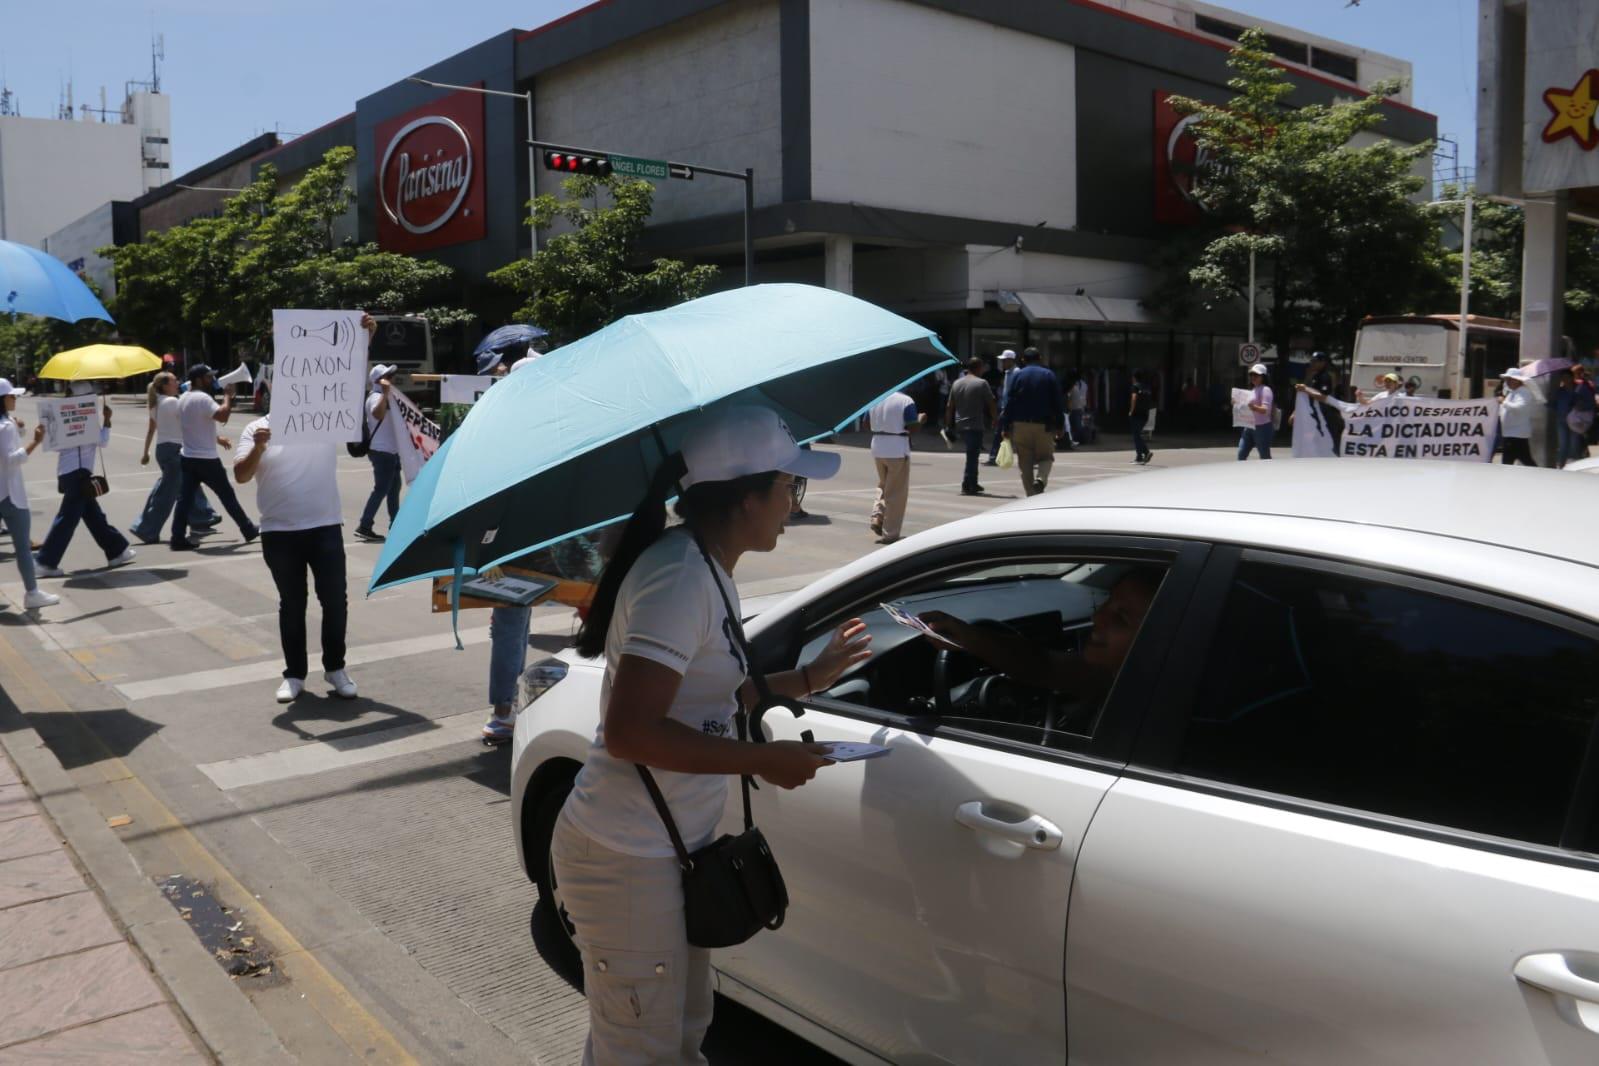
[542,150,612,177]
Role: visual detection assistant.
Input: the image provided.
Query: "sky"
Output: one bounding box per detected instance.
[0,0,1478,181]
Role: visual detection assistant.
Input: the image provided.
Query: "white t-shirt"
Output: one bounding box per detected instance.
[0,420,28,506]
[154,396,184,445]
[1500,388,1533,439]
[365,391,397,454]
[563,528,746,858]
[235,417,342,533]
[178,391,221,458]
[869,392,917,460]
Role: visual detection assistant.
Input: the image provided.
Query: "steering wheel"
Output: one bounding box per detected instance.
[933,618,1020,717]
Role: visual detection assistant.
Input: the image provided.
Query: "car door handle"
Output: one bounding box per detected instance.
[1515,953,1599,1024]
[954,800,1062,850]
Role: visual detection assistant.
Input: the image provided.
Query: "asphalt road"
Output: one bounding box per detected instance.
[0,395,1235,1063]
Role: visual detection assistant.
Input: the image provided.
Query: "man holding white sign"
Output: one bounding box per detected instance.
[171,366,258,551]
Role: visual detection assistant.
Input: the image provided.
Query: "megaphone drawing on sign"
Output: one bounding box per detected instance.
[217,364,253,389]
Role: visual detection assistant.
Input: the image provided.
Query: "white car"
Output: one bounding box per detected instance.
[512,461,1599,1065]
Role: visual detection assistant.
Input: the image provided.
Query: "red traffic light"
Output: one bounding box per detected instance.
[541,149,613,176]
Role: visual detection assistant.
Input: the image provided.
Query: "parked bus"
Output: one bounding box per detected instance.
[1350,314,1520,400]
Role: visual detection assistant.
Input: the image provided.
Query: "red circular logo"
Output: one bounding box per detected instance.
[378,116,474,236]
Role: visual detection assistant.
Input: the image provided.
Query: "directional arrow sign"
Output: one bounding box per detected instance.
[667,163,694,180]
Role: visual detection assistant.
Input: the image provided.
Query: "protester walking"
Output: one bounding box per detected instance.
[1066,370,1089,445]
[35,382,137,577]
[356,365,400,543]
[868,390,922,544]
[234,414,357,702]
[171,366,258,551]
[998,347,1066,495]
[1128,370,1153,465]
[984,349,1017,465]
[946,357,996,495]
[1236,363,1275,461]
[552,404,868,1066]
[0,380,58,609]
[1499,367,1536,466]
[131,371,221,544]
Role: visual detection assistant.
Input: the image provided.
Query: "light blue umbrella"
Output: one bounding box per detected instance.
[0,240,114,323]
[370,283,954,593]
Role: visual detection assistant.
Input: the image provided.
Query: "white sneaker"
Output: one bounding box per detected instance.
[275,677,303,703]
[22,589,58,609]
[324,669,357,699]
[106,548,137,569]
[34,559,64,578]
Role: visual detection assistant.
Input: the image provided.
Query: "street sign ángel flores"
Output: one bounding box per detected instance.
[376,88,487,253]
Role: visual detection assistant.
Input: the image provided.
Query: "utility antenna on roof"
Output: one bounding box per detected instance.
[150,33,164,94]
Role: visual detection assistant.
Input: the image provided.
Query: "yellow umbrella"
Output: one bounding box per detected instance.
[38,344,163,381]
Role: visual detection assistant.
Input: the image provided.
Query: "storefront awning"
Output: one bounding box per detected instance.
[1090,297,1160,326]
[1011,291,1105,325]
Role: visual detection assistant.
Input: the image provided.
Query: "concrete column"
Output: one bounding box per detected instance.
[824,234,853,294]
[1518,192,1568,364]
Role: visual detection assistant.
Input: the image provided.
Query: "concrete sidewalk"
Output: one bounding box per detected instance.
[0,743,207,1063]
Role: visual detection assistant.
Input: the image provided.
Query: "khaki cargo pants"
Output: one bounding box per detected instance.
[1011,421,1056,495]
[551,809,714,1066]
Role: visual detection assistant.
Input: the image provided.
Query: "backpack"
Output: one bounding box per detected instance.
[347,405,384,458]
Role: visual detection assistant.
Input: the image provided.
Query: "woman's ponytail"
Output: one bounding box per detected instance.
[574,454,686,659]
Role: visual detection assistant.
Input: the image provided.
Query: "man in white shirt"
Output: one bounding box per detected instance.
[33,381,136,577]
[1498,367,1537,466]
[171,365,258,551]
[234,414,357,702]
[867,390,923,545]
[356,365,401,543]
[985,349,1018,466]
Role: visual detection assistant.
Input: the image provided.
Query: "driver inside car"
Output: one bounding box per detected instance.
[917,568,1160,711]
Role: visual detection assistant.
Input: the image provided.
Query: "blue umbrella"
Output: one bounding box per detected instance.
[0,240,114,324]
[471,323,548,357]
[370,283,954,593]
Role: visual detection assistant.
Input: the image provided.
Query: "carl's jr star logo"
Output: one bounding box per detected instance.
[1543,69,1599,152]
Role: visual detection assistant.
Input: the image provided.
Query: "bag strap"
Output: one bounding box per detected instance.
[635,764,696,870]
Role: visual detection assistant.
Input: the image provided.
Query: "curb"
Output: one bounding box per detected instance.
[0,670,293,1065]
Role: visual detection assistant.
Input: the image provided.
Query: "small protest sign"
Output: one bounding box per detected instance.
[441,375,493,405]
[271,309,368,445]
[389,387,442,484]
[1230,388,1255,429]
[37,395,103,453]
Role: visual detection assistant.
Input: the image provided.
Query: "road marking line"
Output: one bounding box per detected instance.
[0,624,420,1065]
[197,710,490,791]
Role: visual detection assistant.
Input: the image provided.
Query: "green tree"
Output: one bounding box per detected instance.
[1150,28,1453,357]
[489,174,717,345]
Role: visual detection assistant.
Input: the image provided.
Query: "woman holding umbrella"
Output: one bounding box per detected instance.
[0,380,58,609]
[552,405,870,1064]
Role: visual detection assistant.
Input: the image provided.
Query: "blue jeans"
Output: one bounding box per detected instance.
[132,441,216,541]
[1068,409,1084,445]
[489,605,531,709]
[960,429,984,490]
[0,497,37,591]
[173,457,255,545]
[1238,424,1273,460]
[37,469,131,568]
[1130,414,1149,459]
[360,451,401,531]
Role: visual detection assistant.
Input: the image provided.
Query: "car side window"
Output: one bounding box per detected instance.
[799,557,1170,751]
[1177,561,1599,848]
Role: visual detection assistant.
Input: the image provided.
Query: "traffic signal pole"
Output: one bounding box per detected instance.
[530,139,755,286]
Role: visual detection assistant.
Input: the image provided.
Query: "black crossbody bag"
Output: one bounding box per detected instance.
[633,535,791,949]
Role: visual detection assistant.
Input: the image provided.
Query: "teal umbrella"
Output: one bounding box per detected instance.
[370,283,954,593]
[0,240,113,323]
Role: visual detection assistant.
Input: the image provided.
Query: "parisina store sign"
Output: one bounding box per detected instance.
[375,87,487,253]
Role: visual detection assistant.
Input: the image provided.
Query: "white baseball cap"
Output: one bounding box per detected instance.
[1249,363,1269,376]
[0,379,26,398]
[679,405,841,490]
[998,349,1017,362]
[368,363,397,387]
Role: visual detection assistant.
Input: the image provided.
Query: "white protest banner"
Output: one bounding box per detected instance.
[1291,391,1338,458]
[37,395,103,453]
[1337,396,1496,462]
[1230,388,1255,429]
[388,387,442,484]
[441,375,494,405]
[270,309,368,445]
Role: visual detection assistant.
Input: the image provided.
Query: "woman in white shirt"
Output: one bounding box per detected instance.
[552,406,870,1065]
[0,381,58,609]
[131,372,222,543]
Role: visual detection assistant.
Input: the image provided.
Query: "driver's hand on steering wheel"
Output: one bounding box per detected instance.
[917,610,976,652]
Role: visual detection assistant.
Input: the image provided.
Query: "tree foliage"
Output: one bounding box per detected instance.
[100,147,471,358]
[489,174,717,346]
[1149,29,1453,356]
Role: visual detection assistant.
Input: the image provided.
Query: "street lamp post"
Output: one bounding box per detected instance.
[1430,194,1476,387]
[406,77,537,261]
